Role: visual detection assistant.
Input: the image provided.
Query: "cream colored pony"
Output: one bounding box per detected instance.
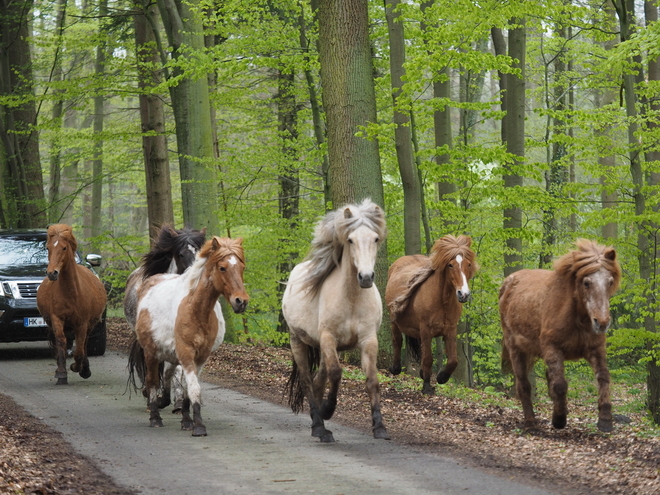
[282,199,390,443]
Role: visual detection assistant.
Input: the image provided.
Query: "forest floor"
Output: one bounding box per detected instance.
[0,317,659,494]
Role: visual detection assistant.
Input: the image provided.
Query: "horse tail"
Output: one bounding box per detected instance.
[286,345,320,414]
[405,335,422,363]
[501,338,513,375]
[127,336,147,392]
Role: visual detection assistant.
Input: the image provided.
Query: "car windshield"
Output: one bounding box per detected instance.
[0,237,48,267]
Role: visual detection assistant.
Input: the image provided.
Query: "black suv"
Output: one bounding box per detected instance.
[0,229,107,355]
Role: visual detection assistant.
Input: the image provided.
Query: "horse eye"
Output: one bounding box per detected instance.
[584,280,591,289]
[220,266,226,272]
[375,237,379,243]
[348,238,353,244]
[448,263,454,268]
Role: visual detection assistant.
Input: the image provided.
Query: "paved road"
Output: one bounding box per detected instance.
[0,344,556,495]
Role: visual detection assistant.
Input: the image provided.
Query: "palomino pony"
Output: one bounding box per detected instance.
[128,236,248,436]
[123,225,206,410]
[282,199,390,443]
[36,224,107,385]
[499,239,621,432]
[385,235,478,395]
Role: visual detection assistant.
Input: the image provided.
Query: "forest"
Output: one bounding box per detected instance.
[2,0,660,424]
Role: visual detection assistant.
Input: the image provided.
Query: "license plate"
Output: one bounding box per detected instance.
[24,317,47,328]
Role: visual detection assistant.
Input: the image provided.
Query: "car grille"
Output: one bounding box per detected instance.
[17,282,40,298]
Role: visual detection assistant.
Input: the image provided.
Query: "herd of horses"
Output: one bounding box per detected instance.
[34,199,623,442]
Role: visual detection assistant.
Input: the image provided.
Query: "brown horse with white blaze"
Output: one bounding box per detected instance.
[386,235,478,395]
[499,239,621,432]
[36,224,107,385]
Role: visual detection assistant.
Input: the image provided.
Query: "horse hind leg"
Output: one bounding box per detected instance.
[436,332,458,385]
[388,322,403,376]
[419,333,435,395]
[180,398,193,431]
[510,348,537,431]
[145,354,164,428]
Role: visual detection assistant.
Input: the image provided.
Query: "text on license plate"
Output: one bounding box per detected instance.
[24,317,47,328]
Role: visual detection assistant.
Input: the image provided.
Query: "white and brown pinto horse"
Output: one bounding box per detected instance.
[386,235,478,395]
[499,239,621,432]
[282,199,390,443]
[37,224,107,385]
[128,236,248,436]
[124,225,206,411]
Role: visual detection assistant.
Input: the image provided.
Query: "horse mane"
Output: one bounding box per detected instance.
[300,198,386,297]
[185,236,245,291]
[141,225,206,278]
[388,235,477,320]
[553,238,621,293]
[47,224,77,253]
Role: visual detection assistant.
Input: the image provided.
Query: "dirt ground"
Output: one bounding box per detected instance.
[1,317,659,494]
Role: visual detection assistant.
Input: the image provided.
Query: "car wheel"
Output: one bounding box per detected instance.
[87,319,107,356]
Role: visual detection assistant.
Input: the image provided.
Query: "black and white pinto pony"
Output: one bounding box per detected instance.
[282,199,390,442]
[124,225,206,410]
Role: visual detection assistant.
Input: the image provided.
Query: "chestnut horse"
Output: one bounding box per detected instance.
[386,235,478,395]
[36,224,107,385]
[123,225,206,410]
[499,239,621,432]
[128,236,248,436]
[282,199,390,443]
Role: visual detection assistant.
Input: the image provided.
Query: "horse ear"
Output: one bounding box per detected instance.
[604,247,616,261]
[200,227,207,237]
[211,236,221,251]
[235,237,244,245]
[462,235,472,247]
[344,207,353,219]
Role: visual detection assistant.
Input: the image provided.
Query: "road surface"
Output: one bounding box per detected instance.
[0,344,556,494]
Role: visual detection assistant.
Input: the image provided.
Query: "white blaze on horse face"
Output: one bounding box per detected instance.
[188,244,197,255]
[228,256,237,266]
[455,254,470,295]
[54,240,59,247]
[583,268,612,333]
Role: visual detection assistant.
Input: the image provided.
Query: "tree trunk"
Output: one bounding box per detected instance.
[385,0,421,255]
[134,0,174,241]
[157,0,219,233]
[503,19,525,278]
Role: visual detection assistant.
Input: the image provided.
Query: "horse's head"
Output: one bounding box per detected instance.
[565,241,620,334]
[172,227,206,274]
[204,236,249,313]
[341,202,386,289]
[432,235,478,304]
[46,224,77,281]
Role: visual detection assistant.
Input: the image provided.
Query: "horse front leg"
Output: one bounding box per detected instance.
[319,332,341,422]
[389,322,403,375]
[437,330,458,385]
[182,366,206,436]
[361,338,390,440]
[509,346,536,430]
[419,332,435,395]
[69,325,91,379]
[145,353,163,428]
[50,318,68,385]
[544,349,568,429]
[586,346,613,432]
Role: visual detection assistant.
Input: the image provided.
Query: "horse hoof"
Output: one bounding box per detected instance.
[157,396,171,409]
[421,385,435,396]
[70,362,80,373]
[319,430,335,443]
[320,398,337,420]
[373,426,390,440]
[181,420,193,430]
[150,419,164,428]
[552,414,567,429]
[389,365,401,376]
[436,370,451,384]
[79,368,91,379]
[172,400,183,414]
[192,426,207,437]
[311,425,325,438]
[597,419,614,432]
[56,377,68,385]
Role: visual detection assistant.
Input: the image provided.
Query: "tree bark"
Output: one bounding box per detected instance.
[385,0,421,255]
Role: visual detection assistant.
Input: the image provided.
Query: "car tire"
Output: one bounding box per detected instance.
[87,320,107,356]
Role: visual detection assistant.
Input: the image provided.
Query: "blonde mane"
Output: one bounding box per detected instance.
[300,199,386,297]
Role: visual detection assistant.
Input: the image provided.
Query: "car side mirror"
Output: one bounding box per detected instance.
[86,254,102,267]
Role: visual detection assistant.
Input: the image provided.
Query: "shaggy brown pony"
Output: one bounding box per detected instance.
[499,239,621,432]
[37,224,107,385]
[385,235,478,395]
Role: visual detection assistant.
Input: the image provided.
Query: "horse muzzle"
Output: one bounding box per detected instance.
[231,297,248,314]
[456,290,471,304]
[592,317,610,334]
[358,272,374,289]
[47,271,59,281]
